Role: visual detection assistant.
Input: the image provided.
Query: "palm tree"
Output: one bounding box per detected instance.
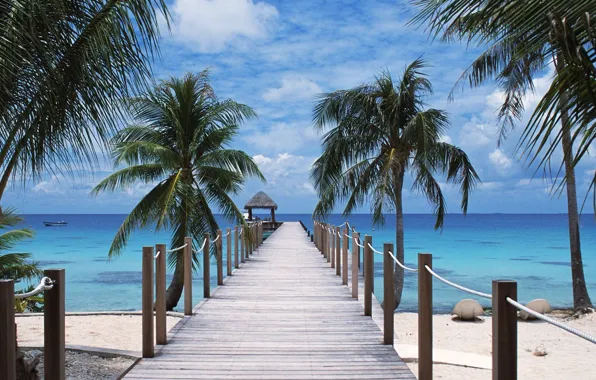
[411,0,595,312]
[93,71,265,310]
[311,60,479,310]
[0,208,40,281]
[0,0,169,203]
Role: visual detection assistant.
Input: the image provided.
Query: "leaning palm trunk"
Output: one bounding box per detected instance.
[392,169,406,310]
[561,114,593,312]
[165,258,185,310]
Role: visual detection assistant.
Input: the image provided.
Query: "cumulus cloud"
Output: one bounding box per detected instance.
[458,119,498,149]
[263,76,322,102]
[252,153,317,195]
[167,0,278,52]
[489,148,513,174]
[244,123,318,152]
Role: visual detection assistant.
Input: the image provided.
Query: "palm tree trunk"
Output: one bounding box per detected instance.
[556,51,593,312]
[392,168,405,311]
[561,119,593,312]
[165,257,185,311]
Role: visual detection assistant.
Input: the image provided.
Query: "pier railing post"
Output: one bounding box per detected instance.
[203,233,211,298]
[240,228,246,263]
[227,228,232,276]
[324,224,329,259]
[335,226,341,276]
[364,235,373,316]
[493,280,517,380]
[217,229,223,285]
[234,226,239,269]
[383,243,394,345]
[45,268,66,379]
[330,225,335,268]
[351,232,359,299]
[156,243,167,345]
[0,279,16,380]
[326,225,331,263]
[321,223,325,257]
[141,248,154,358]
[418,253,433,380]
[342,228,348,285]
[184,236,193,315]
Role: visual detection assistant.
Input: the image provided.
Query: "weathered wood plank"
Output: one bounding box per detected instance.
[124,222,415,379]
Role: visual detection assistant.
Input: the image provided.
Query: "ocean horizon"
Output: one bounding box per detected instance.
[12,213,596,313]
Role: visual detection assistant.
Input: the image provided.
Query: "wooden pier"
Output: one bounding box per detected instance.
[123,222,415,379]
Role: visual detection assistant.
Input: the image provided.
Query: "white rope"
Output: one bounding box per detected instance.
[239,228,243,236]
[425,265,492,299]
[224,231,230,237]
[154,250,161,259]
[344,233,352,239]
[355,240,365,248]
[388,251,418,272]
[506,297,596,345]
[367,243,384,255]
[193,238,208,254]
[166,243,188,253]
[14,277,54,299]
[212,234,220,243]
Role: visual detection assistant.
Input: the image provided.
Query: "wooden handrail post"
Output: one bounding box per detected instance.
[351,232,359,299]
[342,228,348,285]
[184,237,193,315]
[418,253,433,380]
[353,226,360,270]
[493,280,517,380]
[0,279,16,380]
[327,226,335,268]
[234,226,239,269]
[156,243,167,345]
[335,226,341,276]
[141,248,154,358]
[45,268,66,378]
[364,235,373,316]
[316,222,320,251]
[203,233,211,298]
[217,230,223,285]
[321,223,325,256]
[383,243,394,345]
[226,228,232,276]
[240,228,246,263]
[324,224,329,259]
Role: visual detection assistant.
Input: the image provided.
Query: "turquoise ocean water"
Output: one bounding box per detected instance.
[13,213,596,313]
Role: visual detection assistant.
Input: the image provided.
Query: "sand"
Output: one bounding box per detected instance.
[395,312,596,379]
[16,314,181,352]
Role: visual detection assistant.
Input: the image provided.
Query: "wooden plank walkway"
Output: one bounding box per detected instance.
[123,222,415,379]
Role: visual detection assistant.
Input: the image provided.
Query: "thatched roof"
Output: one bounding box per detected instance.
[244,191,278,210]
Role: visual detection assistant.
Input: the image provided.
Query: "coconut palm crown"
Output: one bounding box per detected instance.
[311,59,479,310]
[93,71,265,309]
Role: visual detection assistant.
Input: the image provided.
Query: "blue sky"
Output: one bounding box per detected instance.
[5,0,596,214]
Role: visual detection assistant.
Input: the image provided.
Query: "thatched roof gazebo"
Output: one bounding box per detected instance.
[244,191,278,222]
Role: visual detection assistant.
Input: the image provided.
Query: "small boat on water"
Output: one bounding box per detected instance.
[43,221,67,227]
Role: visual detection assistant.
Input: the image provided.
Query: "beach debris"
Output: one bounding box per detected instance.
[533,344,548,357]
[520,299,552,321]
[452,299,484,321]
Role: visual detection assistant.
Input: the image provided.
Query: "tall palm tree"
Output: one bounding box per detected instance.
[0,0,169,203]
[93,71,265,310]
[411,0,595,312]
[311,60,479,310]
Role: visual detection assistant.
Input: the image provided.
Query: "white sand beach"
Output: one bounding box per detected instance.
[16,314,181,352]
[395,312,596,379]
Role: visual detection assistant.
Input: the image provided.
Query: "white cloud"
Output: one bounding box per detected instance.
[244,123,318,152]
[458,119,498,149]
[489,148,513,174]
[263,76,322,102]
[167,0,278,52]
[478,181,504,191]
[439,135,452,144]
[252,153,317,196]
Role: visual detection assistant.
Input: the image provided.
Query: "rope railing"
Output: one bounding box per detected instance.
[388,251,418,272]
[355,240,365,248]
[166,243,188,253]
[192,238,208,254]
[212,234,220,243]
[154,250,161,259]
[506,298,596,345]
[424,265,492,299]
[367,243,384,255]
[14,277,54,299]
